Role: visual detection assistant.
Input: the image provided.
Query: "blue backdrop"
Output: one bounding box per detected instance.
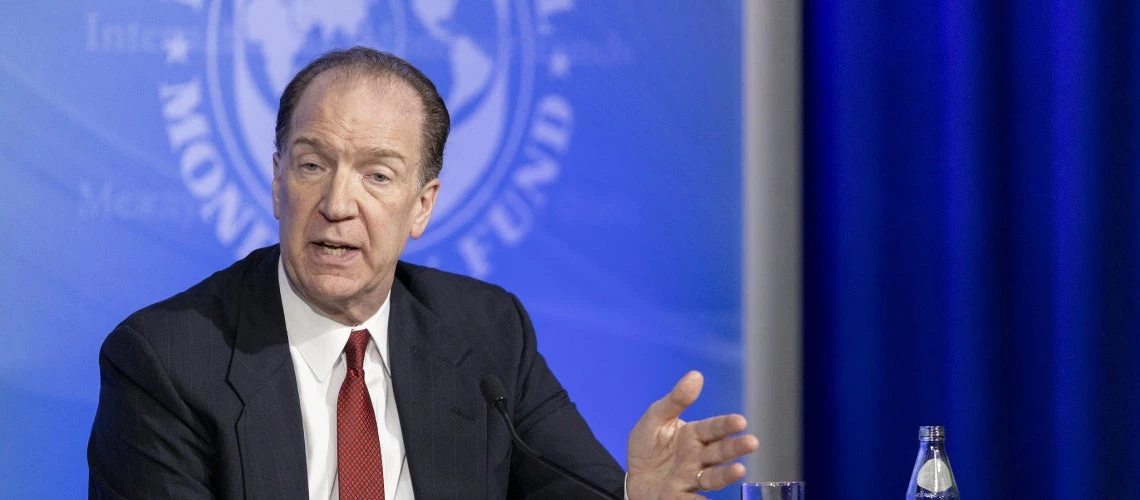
[805,1,1140,497]
[0,2,742,498]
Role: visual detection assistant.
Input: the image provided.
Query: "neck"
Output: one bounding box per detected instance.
[284,276,391,327]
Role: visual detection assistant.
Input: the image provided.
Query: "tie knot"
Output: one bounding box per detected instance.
[344,329,371,371]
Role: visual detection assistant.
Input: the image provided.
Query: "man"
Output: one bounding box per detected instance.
[89,47,757,499]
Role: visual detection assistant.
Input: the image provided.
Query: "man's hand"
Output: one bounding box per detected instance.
[626,371,759,499]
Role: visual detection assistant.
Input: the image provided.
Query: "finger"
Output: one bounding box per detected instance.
[689,413,748,443]
[699,434,759,466]
[647,371,704,422]
[697,462,747,492]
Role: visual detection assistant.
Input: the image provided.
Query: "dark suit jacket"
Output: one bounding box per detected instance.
[88,245,625,499]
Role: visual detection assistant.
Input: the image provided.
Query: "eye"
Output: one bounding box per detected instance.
[294,162,325,178]
[367,172,389,183]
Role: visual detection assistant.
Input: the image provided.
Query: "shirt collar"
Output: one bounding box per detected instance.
[279,257,391,383]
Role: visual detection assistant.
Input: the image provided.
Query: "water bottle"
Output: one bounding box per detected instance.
[905,425,960,499]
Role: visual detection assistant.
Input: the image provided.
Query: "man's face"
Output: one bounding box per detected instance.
[273,72,440,325]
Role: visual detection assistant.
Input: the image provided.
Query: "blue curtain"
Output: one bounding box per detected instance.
[804,1,1140,497]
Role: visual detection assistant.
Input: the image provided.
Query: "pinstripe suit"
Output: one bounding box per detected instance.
[88,245,625,499]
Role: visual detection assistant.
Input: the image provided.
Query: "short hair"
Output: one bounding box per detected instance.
[274,46,450,185]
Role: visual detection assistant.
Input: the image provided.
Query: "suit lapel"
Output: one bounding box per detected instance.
[226,247,309,500]
[388,269,486,498]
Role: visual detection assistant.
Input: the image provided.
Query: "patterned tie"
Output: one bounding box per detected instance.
[337,329,385,500]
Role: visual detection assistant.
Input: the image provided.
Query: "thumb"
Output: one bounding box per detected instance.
[647,371,704,423]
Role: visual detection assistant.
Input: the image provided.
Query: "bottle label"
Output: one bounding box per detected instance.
[917,458,953,493]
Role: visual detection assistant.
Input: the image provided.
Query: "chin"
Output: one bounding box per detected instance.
[304,276,365,301]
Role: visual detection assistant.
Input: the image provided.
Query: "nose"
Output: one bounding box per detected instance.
[318,169,358,221]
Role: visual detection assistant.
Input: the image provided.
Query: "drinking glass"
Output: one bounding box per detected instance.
[740,481,805,500]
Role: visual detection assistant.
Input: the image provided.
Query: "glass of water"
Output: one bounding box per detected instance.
[740,481,805,500]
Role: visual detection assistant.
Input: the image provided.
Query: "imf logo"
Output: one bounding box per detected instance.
[158,0,577,278]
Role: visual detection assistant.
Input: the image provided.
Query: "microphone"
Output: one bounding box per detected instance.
[480,375,623,500]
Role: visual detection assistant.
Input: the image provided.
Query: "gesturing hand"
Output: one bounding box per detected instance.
[626,371,759,499]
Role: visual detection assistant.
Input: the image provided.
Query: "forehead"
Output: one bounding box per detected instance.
[289,70,424,150]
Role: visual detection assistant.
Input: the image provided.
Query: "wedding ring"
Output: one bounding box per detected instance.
[695,468,707,491]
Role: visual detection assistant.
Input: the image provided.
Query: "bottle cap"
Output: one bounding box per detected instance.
[918,425,946,441]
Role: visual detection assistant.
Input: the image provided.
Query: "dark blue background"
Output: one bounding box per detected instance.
[805,1,1140,497]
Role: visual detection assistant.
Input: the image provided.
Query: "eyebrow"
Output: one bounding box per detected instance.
[294,136,330,151]
[359,146,407,164]
[290,136,328,154]
[290,137,406,164]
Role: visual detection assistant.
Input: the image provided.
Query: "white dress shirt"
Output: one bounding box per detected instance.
[279,260,415,500]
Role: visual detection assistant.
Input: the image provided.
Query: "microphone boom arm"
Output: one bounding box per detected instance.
[482,377,623,500]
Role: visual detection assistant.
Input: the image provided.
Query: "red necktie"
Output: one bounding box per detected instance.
[337,329,385,500]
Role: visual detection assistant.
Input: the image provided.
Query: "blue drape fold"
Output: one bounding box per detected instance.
[804,1,1140,497]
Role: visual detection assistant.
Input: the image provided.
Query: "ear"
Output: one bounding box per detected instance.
[272,152,282,220]
[409,178,441,239]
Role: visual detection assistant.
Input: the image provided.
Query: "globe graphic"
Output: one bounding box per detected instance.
[220,0,519,235]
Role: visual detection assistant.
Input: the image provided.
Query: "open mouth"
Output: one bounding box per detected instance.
[314,241,358,256]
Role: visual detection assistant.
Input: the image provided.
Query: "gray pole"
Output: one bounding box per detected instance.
[743,0,803,482]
